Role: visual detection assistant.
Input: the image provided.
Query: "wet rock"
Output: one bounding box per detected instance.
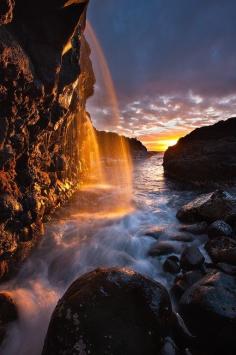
[0,292,18,344]
[179,222,208,235]
[207,220,234,239]
[170,234,194,242]
[205,236,236,265]
[180,271,236,353]
[160,337,178,355]
[0,0,14,25]
[180,246,205,271]
[172,270,205,300]
[0,0,95,282]
[149,241,181,257]
[216,263,236,275]
[163,256,180,274]
[177,190,236,223]
[42,267,173,355]
[0,193,22,222]
[0,227,17,258]
[143,226,165,239]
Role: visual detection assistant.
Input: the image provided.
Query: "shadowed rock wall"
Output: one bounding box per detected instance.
[0,0,95,281]
[163,117,236,186]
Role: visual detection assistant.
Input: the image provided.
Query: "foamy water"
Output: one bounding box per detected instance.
[0,154,199,355]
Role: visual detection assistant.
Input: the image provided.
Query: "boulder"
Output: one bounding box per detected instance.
[171,270,205,300]
[42,267,173,355]
[163,256,180,274]
[205,236,236,265]
[143,226,165,239]
[170,234,194,243]
[178,222,208,235]
[180,272,236,352]
[207,220,234,239]
[177,190,236,223]
[163,117,236,185]
[149,241,181,257]
[180,246,205,271]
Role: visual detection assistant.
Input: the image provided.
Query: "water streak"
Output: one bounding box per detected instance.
[83,22,133,209]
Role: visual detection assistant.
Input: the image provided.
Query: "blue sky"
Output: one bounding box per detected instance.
[87,0,236,150]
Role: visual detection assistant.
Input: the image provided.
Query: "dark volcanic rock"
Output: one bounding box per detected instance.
[96,130,149,161]
[180,246,205,271]
[0,0,96,281]
[163,256,180,274]
[170,234,194,242]
[149,241,181,257]
[0,292,18,344]
[180,271,236,352]
[163,117,236,185]
[207,220,234,239]
[205,236,236,265]
[179,222,208,235]
[177,190,236,223]
[0,0,14,25]
[143,226,165,239]
[172,270,205,300]
[42,267,173,355]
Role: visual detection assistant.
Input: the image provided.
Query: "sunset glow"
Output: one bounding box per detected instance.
[145,137,179,152]
[139,131,187,152]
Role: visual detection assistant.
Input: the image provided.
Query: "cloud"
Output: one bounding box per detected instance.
[88,91,236,139]
[87,0,236,149]
[88,0,236,100]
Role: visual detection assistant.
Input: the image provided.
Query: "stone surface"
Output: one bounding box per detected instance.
[179,222,208,235]
[172,270,205,300]
[163,117,236,185]
[176,190,236,223]
[180,272,236,352]
[207,220,234,239]
[42,267,173,355]
[149,241,181,257]
[163,256,180,274]
[97,130,149,161]
[0,0,92,281]
[0,0,14,25]
[205,236,236,265]
[180,246,205,271]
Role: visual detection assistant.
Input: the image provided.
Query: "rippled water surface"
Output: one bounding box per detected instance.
[1,154,201,355]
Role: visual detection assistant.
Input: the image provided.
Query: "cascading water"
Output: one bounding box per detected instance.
[76,21,133,217]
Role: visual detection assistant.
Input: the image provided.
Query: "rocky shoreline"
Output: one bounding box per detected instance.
[1,1,236,355]
[0,188,232,354]
[38,189,236,355]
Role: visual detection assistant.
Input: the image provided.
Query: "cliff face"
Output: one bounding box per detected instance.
[96,130,149,160]
[0,0,94,281]
[163,117,236,186]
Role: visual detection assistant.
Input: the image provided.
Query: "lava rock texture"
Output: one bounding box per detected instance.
[163,117,236,186]
[42,267,173,355]
[0,0,95,281]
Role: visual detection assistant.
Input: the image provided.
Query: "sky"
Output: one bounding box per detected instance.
[86,0,236,151]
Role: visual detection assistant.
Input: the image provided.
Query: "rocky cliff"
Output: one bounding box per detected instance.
[163,117,236,186]
[0,0,95,281]
[96,130,149,160]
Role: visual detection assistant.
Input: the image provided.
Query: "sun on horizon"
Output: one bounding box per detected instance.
[140,135,182,152]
